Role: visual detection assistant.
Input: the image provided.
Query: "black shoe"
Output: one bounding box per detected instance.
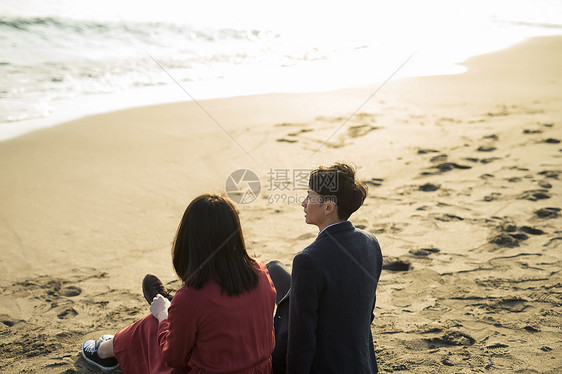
[142,274,173,305]
[81,335,119,372]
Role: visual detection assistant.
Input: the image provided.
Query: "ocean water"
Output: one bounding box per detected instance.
[1,0,561,140]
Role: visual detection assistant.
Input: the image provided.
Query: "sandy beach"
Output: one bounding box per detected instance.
[0,35,560,373]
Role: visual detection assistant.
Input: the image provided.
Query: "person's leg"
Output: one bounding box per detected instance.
[267,261,291,374]
[112,314,180,373]
[81,334,119,371]
[97,338,114,358]
[266,260,291,305]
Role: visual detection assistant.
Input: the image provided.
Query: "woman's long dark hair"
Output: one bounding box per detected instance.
[172,194,258,296]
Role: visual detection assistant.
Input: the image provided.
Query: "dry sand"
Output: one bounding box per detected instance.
[0,36,560,373]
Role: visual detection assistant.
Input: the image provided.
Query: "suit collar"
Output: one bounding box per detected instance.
[317,220,354,240]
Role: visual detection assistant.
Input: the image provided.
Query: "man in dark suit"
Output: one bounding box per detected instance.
[286,163,383,373]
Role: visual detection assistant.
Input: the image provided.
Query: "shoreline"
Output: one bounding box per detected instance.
[0,35,560,373]
[2,32,557,143]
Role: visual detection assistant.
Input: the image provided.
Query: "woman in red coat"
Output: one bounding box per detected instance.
[81,194,276,373]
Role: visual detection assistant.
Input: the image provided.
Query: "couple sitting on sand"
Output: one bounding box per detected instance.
[81,162,383,374]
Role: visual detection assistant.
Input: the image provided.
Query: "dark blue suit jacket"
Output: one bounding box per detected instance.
[286,221,382,373]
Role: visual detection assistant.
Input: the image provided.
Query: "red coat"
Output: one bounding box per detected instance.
[114,262,276,374]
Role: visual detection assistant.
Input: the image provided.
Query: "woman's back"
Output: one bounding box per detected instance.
[159,262,276,373]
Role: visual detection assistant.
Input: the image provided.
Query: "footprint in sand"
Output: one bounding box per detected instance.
[419,183,440,192]
[382,257,411,271]
[434,214,464,222]
[430,154,448,162]
[347,124,379,138]
[538,170,560,179]
[57,307,78,319]
[490,233,520,248]
[371,222,408,234]
[480,157,501,164]
[483,134,499,141]
[441,351,473,367]
[1,320,15,327]
[524,325,541,333]
[509,232,529,240]
[507,177,522,183]
[409,247,440,257]
[276,138,298,143]
[425,331,476,347]
[519,226,545,235]
[504,222,540,237]
[487,107,509,117]
[543,138,560,144]
[519,189,551,201]
[438,162,471,172]
[417,148,439,154]
[274,122,307,128]
[489,222,544,247]
[486,343,510,349]
[426,162,471,175]
[0,314,23,328]
[287,128,313,136]
[484,192,501,202]
[477,146,497,152]
[534,207,560,218]
[60,286,81,297]
[486,297,529,313]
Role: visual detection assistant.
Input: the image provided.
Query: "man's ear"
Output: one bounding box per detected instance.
[324,200,337,215]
